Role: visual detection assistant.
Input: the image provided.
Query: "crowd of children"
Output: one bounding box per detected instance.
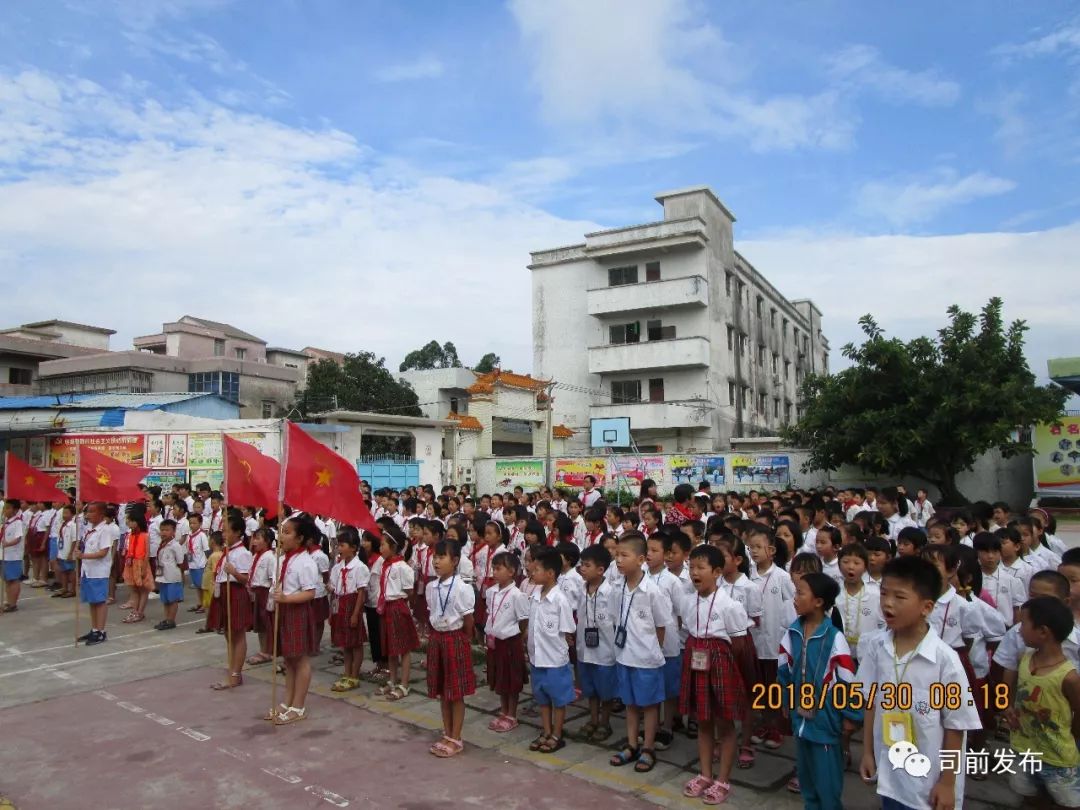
[2,480,1079,808]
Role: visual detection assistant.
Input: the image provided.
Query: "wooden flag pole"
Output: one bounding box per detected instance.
[224,498,233,680]
[73,448,81,645]
[1,453,8,615]
[269,419,287,722]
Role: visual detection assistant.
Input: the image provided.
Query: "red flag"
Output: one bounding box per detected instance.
[78,445,150,503]
[281,422,380,535]
[222,435,280,513]
[4,452,67,503]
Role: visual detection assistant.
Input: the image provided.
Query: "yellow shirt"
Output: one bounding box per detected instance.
[1012,652,1080,768]
[204,551,222,594]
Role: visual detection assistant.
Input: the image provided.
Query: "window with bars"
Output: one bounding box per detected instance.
[609,322,641,344]
[611,380,642,404]
[646,320,676,341]
[608,265,638,286]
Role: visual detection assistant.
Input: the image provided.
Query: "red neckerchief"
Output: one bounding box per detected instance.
[378,555,403,613]
[216,541,244,576]
[277,549,302,593]
[587,529,602,546]
[368,552,381,569]
[249,548,268,590]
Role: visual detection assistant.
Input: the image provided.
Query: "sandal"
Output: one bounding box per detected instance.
[687,719,699,739]
[122,612,139,624]
[538,736,565,754]
[385,684,410,701]
[274,706,307,725]
[634,748,656,773]
[737,745,755,768]
[430,737,464,758]
[331,677,351,692]
[578,721,599,739]
[589,724,613,743]
[195,627,215,634]
[246,653,273,666]
[376,682,397,697]
[210,674,243,690]
[1,605,17,613]
[702,780,731,805]
[264,703,289,722]
[610,746,639,766]
[496,716,518,733]
[684,775,714,798]
[529,734,550,752]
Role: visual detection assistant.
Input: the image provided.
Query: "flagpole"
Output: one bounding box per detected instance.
[223,446,233,684]
[269,419,287,722]
[2,453,8,614]
[74,446,81,646]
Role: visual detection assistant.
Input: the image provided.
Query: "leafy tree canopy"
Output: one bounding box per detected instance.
[293,353,421,418]
[399,340,462,372]
[474,352,501,373]
[783,298,1067,504]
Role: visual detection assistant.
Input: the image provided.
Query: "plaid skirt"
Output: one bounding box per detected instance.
[27,530,48,557]
[330,593,366,649]
[251,586,272,634]
[427,629,476,700]
[679,637,746,723]
[276,601,317,659]
[209,581,254,633]
[381,599,420,657]
[312,595,330,625]
[487,633,527,696]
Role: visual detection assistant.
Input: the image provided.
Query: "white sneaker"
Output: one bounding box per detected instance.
[148,592,160,600]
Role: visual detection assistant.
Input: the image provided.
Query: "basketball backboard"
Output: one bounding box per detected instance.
[590,417,631,449]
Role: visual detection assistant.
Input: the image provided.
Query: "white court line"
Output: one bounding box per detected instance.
[305,786,349,807]
[0,620,204,658]
[0,635,215,679]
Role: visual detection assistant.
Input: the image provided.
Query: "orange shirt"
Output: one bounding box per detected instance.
[125,531,149,561]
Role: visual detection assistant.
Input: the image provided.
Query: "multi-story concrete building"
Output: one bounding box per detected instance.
[531,186,828,454]
[0,320,116,396]
[36,316,304,419]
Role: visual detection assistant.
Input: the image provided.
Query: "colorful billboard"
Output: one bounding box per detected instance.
[48,434,145,468]
[1034,417,1080,494]
[731,455,790,487]
[669,455,726,488]
[608,455,668,492]
[554,457,607,489]
[493,459,545,491]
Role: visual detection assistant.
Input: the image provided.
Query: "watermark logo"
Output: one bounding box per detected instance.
[887,742,1044,778]
[888,741,932,777]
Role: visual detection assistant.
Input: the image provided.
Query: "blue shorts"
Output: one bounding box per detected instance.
[59,560,76,573]
[48,537,59,561]
[80,576,108,605]
[578,661,618,701]
[189,567,204,589]
[531,664,576,708]
[663,655,682,699]
[2,560,22,582]
[615,663,665,708]
[159,582,184,605]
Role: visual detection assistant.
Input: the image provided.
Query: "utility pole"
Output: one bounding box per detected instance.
[544,382,554,489]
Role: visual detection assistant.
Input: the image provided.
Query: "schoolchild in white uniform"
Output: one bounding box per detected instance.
[527,547,577,754]
[154,518,185,630]
[185,512,210,605]
[484,551,531,731]
[54,504,79,598]
[1,500,25,611]
[75,502,117,645]
[646,532,686,751]
[974,532,1026,626]
[328,529,370,692]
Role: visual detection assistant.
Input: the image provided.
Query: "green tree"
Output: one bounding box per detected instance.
[398,340,462,372]
[294,353,421,418]
[474,352,501,373]
[783,298,1067,505]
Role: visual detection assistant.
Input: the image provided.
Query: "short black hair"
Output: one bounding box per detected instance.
[801,572,841,611]
[790,552,822,575]
[816,525,840,548]
[491,551,519,573]
[864,535,892,556]
[1060,547,1080,568]
[882,556,942,603]
[580,544,612,569]
[838,543,869,564]
[555,541,580,568]
[1031,570,1070,600]
[617,531,647,557]
[669,531,692,554]
[533,547,562,577]
[921,542,959,572]
[1022,596,1075,643]
[425,520,446,539]
[433,539,461,560]
[972,532,1002,553]
[336,527,360,548]
[689,544,726,569]
[648,531,676,553]
[159,518,176,530]
[584,506,606,524]
[897,527,928,550]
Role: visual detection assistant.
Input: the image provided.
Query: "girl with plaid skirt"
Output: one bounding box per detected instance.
[210,512,254,691]
[677,545,750,806]
[329,528,369,692]
[305,534,332,654]
[378,525,419,702]
[473,520,509,639]
[267,515,320,725]
[484,551,531,732]
[245,528,276,667]
[425,540,476,758]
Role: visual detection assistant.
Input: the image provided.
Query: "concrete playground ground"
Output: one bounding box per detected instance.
[4,532,1078,810]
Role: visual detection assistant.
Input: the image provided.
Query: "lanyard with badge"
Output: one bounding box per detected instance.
[691,590,719,671]
[844,586,865,647]
[435,575,456,631]
[486,585,513,649]
[584,587,602,648]
[615,583,637,649]
[882,634,926,748]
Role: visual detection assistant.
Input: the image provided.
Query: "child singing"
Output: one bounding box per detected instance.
[329,528,369,692]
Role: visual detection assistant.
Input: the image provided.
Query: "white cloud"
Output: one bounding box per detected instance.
[855,171,1016,228]
[826,44,960,106]
[373,56,445,83]
[0,68,592,371]
[995,20,1080,62]
[741,223,1080,381]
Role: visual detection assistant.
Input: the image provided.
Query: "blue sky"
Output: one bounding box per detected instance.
[1,0,1077,383]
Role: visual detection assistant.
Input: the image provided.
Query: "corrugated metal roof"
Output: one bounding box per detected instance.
[0,392,212,410]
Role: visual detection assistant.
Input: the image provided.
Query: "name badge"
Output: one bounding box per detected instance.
[882,711,915,746]
[614,626,627,649]
[690,649,709,671]
[584,627,600,648]
[486,633,496,650]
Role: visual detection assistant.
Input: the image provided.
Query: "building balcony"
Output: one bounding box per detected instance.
[583,217,708,259]
[587,275,708,317]
[591,400,713,431]
[588,336,710,375]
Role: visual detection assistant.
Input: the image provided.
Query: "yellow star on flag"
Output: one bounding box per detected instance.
[315,467,333,487]
[23,475,35,485]
[96,465,111,486]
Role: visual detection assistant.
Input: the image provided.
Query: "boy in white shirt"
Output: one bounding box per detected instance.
[1,500,26,611]
[185,513,210,610]
[836,544,884,669]
[576,544,618,743]
[974,533,1025,626]
[527,548,577,754]
[857,556,981,810]
[154,519,185,630]
[54,504,79,598]
[608,532,673,774]
[646,532,685,751]
[74,502,117,644]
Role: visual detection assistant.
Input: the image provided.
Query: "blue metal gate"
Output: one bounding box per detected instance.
[357,459,420,491]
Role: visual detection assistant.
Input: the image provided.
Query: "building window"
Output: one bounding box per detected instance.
[758,393,767,415]
[725,272,732,295]
[742,386,750,408]
[608,265,638,286]
[739,334,748,356]
[213,339,225,356]
[756,296,764,318]
[645,261,660,282]
[728,381,736,405]
[726,326,734,351]
[785,401,792,423]
[188,371,240,403]
[784,360,791,379]
[284,363,298,369]
[646,320,676,341]
[793,328,799,347]
[822,354,829,374]
[612,380,642,404]
[8,368,31,386]
[648,378,665,402]
[261,401,274,418]
[449,397,459,413]
[772,352,779,374]
[609,322,641,345]
[234,347,246,360]
[771,308,777,327]
[758,344,766,365]
[782,317,789,338]
[773,397,780,419]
